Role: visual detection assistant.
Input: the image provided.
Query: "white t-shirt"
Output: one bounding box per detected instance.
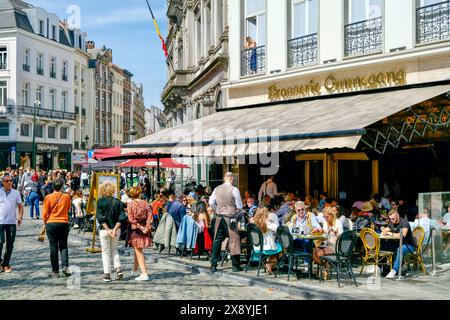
[323,219,344,247]
[0,188,22,225]
[81,172,88,181]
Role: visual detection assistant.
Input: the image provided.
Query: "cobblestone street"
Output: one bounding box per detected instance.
[0,214,294,300]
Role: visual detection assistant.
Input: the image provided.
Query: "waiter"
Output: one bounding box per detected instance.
[209,172,243,273]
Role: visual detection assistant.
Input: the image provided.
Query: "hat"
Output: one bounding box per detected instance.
[361,201,373,212]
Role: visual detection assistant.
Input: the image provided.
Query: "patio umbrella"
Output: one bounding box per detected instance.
[118,158,189,169]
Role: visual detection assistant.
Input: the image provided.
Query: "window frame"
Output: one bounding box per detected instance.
[0,122,9,137]
[20,123,30,137]
[291,0,319,39]
[60,127,68,140]
[0,80,7,107]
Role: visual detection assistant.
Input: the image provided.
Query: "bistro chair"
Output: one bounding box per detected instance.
[245,223,268,277]
[319,230,359,288]
[404,226,426,274]
[275,226,313,281]
[360,228,393,276]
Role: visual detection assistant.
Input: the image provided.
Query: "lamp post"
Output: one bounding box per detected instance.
[31,100,40,170]
[129,126,137,188]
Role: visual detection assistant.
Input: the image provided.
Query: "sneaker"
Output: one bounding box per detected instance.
[62,268,72,277]
[385,270,397,279]
[116,268,123,280]
[3,266,12,273]
[130,270,138,277]
[48,272,60,278]
[135,274,149,281]
[102,273,111,282]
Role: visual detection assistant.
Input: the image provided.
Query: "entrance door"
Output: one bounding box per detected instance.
[296,153,327,198]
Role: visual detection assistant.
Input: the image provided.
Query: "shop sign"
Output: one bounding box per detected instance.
[36,144,59,152]
[268,69,407,102]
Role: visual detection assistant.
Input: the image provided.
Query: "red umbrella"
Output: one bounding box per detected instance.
[93,147,122,160]
[118,158,189,169]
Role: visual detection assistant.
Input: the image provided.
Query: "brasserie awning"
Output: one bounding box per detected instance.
[122,82,450,157]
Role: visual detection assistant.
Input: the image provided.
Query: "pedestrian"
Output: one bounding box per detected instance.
[43,178,72,278]
[0,174,23,273]
[209,172,244,273]
[127,187,153,281]
[96,182,127,282]
[29,173,41,219]
[20,168,32,206]
[80,170,88,189]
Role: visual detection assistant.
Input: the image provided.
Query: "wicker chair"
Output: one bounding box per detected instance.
[360,228,393,276]
[404,226,426,274]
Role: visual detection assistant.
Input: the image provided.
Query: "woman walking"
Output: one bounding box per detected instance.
[96,182,127,282]
[127,187,153,281]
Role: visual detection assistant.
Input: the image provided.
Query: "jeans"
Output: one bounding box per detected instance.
[46,223,69,273]
[99,229,121,274]
[0,224,16,267]
[393,244,416,273]
[29,191,40,218]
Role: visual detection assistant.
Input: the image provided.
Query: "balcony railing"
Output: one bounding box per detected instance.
[241,45,266,77]
[344,17,383,57]
[288,33,318,68]
[50,70,56,78]
[23,64,30,72]
[17,105,76,121]
[37,67,44,75]
[417,0,450,44]
[0,105,14,115]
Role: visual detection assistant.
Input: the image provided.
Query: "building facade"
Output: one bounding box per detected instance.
[111,63,124,147]
[144,105,165,135]
[132,82,146,140]
[122,69,133,144]
[0,0,76,170]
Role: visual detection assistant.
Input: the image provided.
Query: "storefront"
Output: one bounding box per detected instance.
[72,151,88,171]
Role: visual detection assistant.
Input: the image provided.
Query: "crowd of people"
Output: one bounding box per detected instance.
[0,167,449,283]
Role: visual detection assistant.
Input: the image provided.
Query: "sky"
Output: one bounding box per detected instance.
[27,0,168,109]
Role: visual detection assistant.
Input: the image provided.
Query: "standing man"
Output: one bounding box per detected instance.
[80,170,88,189]
[209,172,243,273]
[0,174,23,273]
[258,176,277,204]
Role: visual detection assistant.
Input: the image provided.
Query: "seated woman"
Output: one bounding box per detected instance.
[312,207,344,279]
[252,207,283,274]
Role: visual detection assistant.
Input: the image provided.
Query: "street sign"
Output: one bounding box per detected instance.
[88,158,98,164]
[11,146,16,166]
[87,150,94,159]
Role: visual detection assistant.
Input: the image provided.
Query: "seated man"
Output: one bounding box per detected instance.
[246,198,258,218]
[382,210,416,279]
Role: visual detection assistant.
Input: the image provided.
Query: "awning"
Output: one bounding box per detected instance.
[118,158,189,169]
[123,83,450,157]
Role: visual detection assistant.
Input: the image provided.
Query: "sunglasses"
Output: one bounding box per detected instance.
[3,180,12,182]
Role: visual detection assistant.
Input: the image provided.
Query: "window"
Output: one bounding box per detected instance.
[96,92,99,109]
[0,47,7,70]
[101,120,105,144]
[292,0,318,38]
[36,53,44,75]
[245,0,266,46]
[36,85,44,106]
[50,89,56,110]
[22,82,30,106]
[217,0,224,38]
[35,125,44,138]
[0,123,9,136]
[206,1,212,49]
[61,91,68,111]
[48,126,56,139]
[60,127,68,139]
[95,119,99,143]
[52,25,57,40]
[39,20,45,36]
[20,123,30,137]
[62,61,68,81]
[81,92,85,108]
[345,0,383,24]
[23,49,30,71]
[50,57,56,78]
[195,7,202,61]
[0,81,7,107]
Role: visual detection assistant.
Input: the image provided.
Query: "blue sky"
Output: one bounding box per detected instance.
[27,0,168,109]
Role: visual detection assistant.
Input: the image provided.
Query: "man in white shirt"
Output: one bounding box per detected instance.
[258,176,277,203]
[209,172,243,272]
[80,171,89,189]
[0,174,23,273]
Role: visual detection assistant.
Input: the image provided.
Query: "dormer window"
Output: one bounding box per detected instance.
[39,20,45,36]
[52,25,57,40]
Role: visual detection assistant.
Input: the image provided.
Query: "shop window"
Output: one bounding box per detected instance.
[20,123,30,137]
[60,127,68,139]
[0,123,9,136]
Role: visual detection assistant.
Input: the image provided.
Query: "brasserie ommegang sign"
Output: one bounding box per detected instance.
[268,70,407,101]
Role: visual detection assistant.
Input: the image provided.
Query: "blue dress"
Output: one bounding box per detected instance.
[250,47,257,72]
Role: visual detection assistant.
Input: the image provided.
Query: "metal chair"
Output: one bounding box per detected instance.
[404,226,426,274]
[245,223,268,277]
[275,226,312,281]
[319,230,359,287]
[360,228,393,276]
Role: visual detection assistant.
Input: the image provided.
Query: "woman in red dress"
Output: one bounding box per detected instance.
[127,187,153,281]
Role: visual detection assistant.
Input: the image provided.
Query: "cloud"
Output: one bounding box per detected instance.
[83,6,166,28]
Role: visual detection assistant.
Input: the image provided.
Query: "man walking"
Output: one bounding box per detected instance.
[258,175,277,205]
[43,178,72,278]
[0,174,23,273]
[209,172,243,273]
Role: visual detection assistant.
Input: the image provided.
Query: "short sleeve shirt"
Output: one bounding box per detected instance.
[388,217,416,247]
[0,188,22,225]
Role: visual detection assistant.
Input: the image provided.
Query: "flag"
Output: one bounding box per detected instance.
[146,0,168,58]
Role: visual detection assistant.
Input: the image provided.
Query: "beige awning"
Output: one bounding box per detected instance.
[123,83,450,157]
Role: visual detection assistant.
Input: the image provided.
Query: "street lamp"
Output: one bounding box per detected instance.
[84,134,89,150]
[31,100,40,170]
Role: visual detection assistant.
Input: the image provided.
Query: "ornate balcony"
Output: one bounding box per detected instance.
[241,45,266,77]
[417,0,450,44]
[17,105,76,121]
[344,17,383,57]
[288,33,318,68]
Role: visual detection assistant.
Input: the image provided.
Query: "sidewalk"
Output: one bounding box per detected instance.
[68,230,450,300]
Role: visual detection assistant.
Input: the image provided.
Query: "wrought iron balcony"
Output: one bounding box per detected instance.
[37,67,44,75]
[417,0,450,44]
[75,106,80,114]
[344,17,383,57]
[23,64,30,72]
[241,45,266,77]
[288,33,318,68]
[17,105,76,121]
